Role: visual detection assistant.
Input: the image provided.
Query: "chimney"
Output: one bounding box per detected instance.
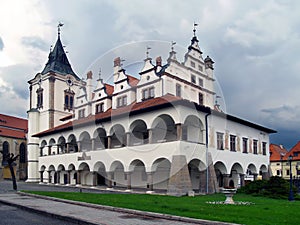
[156,56,162,66]
[86,71,93,103]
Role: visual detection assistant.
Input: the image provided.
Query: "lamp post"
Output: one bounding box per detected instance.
[288,155,294,201]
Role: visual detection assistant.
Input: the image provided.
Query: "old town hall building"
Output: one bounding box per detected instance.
[27,26,275,195]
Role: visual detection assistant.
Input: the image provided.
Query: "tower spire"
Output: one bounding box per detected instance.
[193,22,198,37]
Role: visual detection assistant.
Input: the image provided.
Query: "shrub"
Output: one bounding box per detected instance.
[238,176,297,199]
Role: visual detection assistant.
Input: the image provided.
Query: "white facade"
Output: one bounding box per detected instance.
[27,30,275,193]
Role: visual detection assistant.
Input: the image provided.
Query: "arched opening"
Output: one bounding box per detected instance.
[39,165,46,183]
[68,164,76,185]
[151,158,171,190]
[93,162,107,186]
[129,120,148,146]
[57,164,66,184]
[214,161,228,188]
[94,128,107,150]
[230,163,244,188]
[152,115,176,143]
[48,165,56,184]
[67,134,78,152]
[79,132,92,151]
[260,164,269,180]
[49,138,56,155]
[188,159,206,192]
[129,159,147,188]
[110,124,126,148]
[183,115,204,143]
[110,161,125,187]
[78,162,91,185]
[57,136,66,154]
[246,164,257,183]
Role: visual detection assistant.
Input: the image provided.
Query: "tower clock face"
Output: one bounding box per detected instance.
[66,77,73,86]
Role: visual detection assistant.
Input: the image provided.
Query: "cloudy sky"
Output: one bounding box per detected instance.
[0,0,299,149]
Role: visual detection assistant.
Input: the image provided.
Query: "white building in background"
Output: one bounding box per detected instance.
[27,26,275,195]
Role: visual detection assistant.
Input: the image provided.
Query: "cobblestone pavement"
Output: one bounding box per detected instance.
[0,180,239,225]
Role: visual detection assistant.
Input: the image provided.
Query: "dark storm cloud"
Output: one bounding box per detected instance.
[0,37,3,51]
[21,36,48,51]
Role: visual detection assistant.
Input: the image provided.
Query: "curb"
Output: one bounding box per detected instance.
[17,192,240,225]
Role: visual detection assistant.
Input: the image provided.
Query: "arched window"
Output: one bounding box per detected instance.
[36,88,43,109]
[19,143,26,163]
[64,89,75,111]
[2,141,9,165]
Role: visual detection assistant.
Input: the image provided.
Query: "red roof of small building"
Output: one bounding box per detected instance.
[284,141,300,161]
[127,75,139,87]
[270,144,288,162]
[0,113,27,139]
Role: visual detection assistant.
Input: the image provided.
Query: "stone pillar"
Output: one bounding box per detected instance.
[48,146,51,155]
[239,174,245,187]
[253,173,258,181]
[126,133,131,146]
[66,143,70,153]
[48,171,52,183]
[167,155,192,196]
[147,172,154,192]
[57,172,60,184]
[107,172,113,188]
[176,124,182,141]
[57,144,60,154]
[148,129,153,144]
[223,174,230,187]
[107,136,112,149]
[91,138,95,151]
[77,141,82,152]
[125,172,132,190]
[67,171,71,184]
[39,147,43,157]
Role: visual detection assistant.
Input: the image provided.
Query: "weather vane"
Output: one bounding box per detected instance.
[193,22,198,37]
[171,41,176,52]
[146,46,151,59]
[57,22,64,37]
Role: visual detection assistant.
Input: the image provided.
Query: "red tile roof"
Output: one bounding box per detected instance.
[0,113,27,139]
[284,141,300,161]
[127,75,139,87]
[34,94,182,137]
[270,144,288,162]
[105,84,114,95]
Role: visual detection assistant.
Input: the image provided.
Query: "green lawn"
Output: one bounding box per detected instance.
[24,191,300,225]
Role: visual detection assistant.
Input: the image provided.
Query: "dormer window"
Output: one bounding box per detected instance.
[96,103,104,114]
[64,89,75,111]
[36,88,43,109]
[78,109,85,118]
[117,96,127,107]
[142,87,155,100]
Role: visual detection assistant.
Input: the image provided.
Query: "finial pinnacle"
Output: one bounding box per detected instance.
[146,46,151,59]
[193,22,198,37]
[98,68,102,80]
[57,22,64,38]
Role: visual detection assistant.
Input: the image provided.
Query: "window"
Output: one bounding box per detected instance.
[286,169,290,176]
[191,61,195,68]
[64,89,75,111]
[78,109,85,118]
[262,142,267,155]
[176,84,181,97]
[230,135,236,151]
[198,78,203,87]
[198,65,203,71]
[217,132,224,150]
[36,88,43,109]
[242,138,248,153]
[253,140,258,154]
[142,87,155,100]
[191,75,196,84]
[96,103,104,113]
[2,141,9,166]
[198,93,203,105]
[276,170,280,176]
[117,96,127,107]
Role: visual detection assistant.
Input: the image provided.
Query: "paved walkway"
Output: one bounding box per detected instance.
[0,192,240,225]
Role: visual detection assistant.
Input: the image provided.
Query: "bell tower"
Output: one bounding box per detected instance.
[27,24,82,182]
